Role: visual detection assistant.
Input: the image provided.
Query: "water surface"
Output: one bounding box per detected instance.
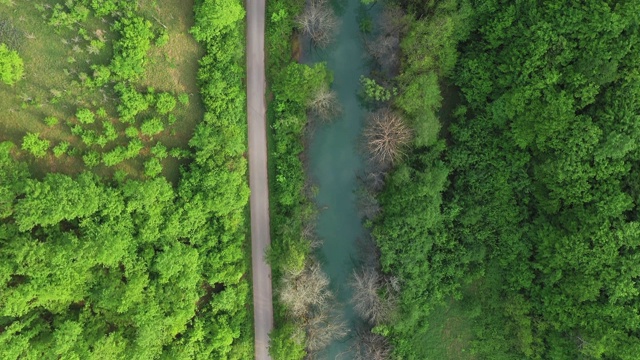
[307,0,369,357]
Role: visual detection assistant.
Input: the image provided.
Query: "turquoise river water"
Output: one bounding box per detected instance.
[307,0,370,357]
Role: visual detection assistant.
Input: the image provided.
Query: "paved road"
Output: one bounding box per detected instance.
[246,0,273,359]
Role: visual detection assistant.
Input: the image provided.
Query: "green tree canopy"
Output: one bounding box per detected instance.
[0,43,23,86]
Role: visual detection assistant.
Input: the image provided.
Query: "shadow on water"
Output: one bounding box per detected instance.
[303,0,379,358]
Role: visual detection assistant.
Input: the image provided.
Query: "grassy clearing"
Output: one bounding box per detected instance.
[416,296,477,360]
[0,0,203,182]
[138,0,204,183]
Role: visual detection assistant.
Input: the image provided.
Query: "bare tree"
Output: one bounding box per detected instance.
[306,303,348,353]
[279,258,349,355]
[379,6,409,35]
[371,35,400,70]
[364,108,412,166]
[308,86,341,122]
[350,267,397,325]
[352,331,392,360]
[279,262,332,319]
[297,0,339,48]
[366,6,408,74]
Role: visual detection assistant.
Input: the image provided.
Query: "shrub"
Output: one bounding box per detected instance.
[360,76,395,102]
[156,93,177,114]
[269,324,306,360]
[141,117,164,136]
[76,108,96,124]
[178,93,189,106]
[155,29,169,46]
[49,3,89,27]
[96,107,108,118]
[144,157,163,177]
[22,133,50,158]
[109,16,154,81]
[113,169,128,183]
[169,147,189,159]
[82,151,101,168]
[151,142,168,159]
[125,139,144,159]
[96,135,109,148]
[91,65,111,87]
[70,125,84,136]
[102,147,126,166]
[44,116,59,127]
[53,141,70,157]
[80,129,98,146]
[0,43,24,86]
[102,121,118,141]
[125,126,139,138]
[115,83,151,122]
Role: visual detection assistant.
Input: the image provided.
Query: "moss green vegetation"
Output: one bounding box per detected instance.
[0,0,252,359]
[368,0,640,359]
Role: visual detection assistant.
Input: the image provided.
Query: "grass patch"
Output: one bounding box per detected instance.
[419,300,476,360]
[138,0,204,183]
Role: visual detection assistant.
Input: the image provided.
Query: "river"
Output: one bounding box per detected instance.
[306,0,370,357]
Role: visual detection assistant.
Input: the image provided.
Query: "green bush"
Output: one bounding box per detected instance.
[360,76,395,102]
[0,43,24,86]
[169,147,189,159]
[102,146,126,167]
[80,129,98,146]
[151,143,168,159]
[269,324,306,360]
[82,151,101,168]
[109,16,154,81]
[156,93,177,114]
[156,29,169,46]
[53,141,70,157]
[123,128,138,140]
[125,139,144,159]
[178,93,190,106]
[21,133,50,158]
[115,83,151,123]
[141,117,165,137]
[91,65,111,87]
[76,108,95,124]
[44,116,59,127]
[96,107,108,119]
[144,157,163,177]
[102,121,118,142]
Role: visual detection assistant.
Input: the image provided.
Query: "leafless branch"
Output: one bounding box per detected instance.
[364,108,412,167]
[297,0,339,48]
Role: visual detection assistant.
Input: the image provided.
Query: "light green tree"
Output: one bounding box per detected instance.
[0,43,24,85]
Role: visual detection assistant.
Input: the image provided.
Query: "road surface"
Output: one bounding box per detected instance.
[246,0,273,359]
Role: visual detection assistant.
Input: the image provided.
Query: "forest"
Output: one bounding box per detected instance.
[368,0,640,359]
[1,0,252,358]
[3,0,640,359]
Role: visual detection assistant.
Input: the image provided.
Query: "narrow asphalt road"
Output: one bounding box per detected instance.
[246,0,273,359]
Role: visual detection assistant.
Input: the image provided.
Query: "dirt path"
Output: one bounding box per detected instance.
[246,0,273,359]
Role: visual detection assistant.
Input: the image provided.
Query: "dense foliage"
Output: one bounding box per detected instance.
[367,0,473,356]
[0,0,252,359]
[372,0,640,359]
[449,1,640,358]
[0,42,23,85]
